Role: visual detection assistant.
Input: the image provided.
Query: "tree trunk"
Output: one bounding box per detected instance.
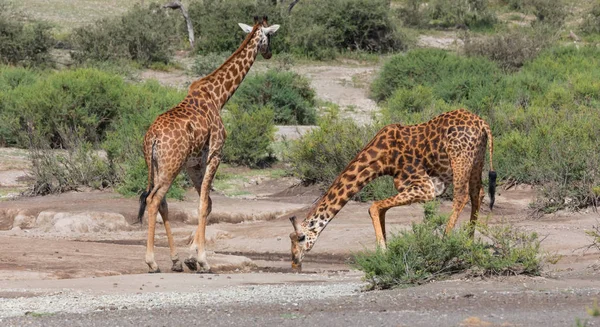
[163,1,195,50]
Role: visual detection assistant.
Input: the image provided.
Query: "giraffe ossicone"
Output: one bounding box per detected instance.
[289,109,497,271]
[138,16,280,273]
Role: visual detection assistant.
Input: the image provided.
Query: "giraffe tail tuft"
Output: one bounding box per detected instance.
[488,170,497,210]
[138,190,150,224]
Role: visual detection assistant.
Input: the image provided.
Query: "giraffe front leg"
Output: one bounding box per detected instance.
[191,156,220,273]
[158,198,183,272]
[369,179,436,250]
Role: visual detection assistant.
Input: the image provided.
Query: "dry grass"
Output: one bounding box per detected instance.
[6,0,136,32]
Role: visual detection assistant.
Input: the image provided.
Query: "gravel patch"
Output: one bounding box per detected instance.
[0,282,363,318]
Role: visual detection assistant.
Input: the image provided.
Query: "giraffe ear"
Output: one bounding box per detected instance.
[262,24,280,35]
[238,23,253,34]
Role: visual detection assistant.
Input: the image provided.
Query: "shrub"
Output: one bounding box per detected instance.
[26,128,112,195]
[529,0,567,27]
[192,52,229,77]
[463,25,558,71]
[188,0,285,54]
[188,0,406,58]
[581,1,600,35]
[426,0,497,29]
[370,45,600,212]
[0,7,54,67]
[353,201,544,289]
[222,104,276,167]
[287,0,406,57]
[70,3,178,66]
[287,107,396,201]
[2,69,127,148]
[371,48,503,112]
[230,68,317,125]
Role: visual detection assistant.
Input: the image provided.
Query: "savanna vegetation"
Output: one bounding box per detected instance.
[1,0,599,219]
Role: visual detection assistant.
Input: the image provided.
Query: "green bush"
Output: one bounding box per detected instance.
[427,0,497,29]
[397,0,497,29]
[192,52,229,77]
[368,45,600,212]
[27,131,112,195]
[529,0,567,27]
[188,0,406,59]
[463,25,557,71]
[0,66,189,198]
[70,3,178,66]
[353,201,543,289]
[0,7,54,67]
[222,104,275,167]
[287,107,396,201]
[2,69,127,148]
[581,1,600,35]
[188,0,286,54]
[230,68,317,125]
[371,48,503,112]
[102,79,187,199]
[287,0,406,58]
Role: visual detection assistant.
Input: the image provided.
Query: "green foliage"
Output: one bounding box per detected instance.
[371,48,503,112]
[102,79,187,199]
[427,0,497,29]
[581,1,600,35]
[369,46,600,212]
[222,104,276,167]
[0,5,54,67]
[397,0,497,29]
[70,3,178,66]
[188,0,407,59]
[287,107,396,201]
[192,52,229,77]
[353,202,544,289]
[463,25,557,71]
[27,131,113,195]
[1,68,127,148]
[230,68,317,125]
[0,66,188,198]
[529,0,567,27]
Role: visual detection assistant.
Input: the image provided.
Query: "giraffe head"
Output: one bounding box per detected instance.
[238,16,280,59]
[289,215,314,271]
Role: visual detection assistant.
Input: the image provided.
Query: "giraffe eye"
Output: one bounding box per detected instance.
[298,234,306,242]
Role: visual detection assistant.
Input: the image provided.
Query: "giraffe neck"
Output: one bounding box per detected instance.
[189,27,260,109]
[301,154,384,251]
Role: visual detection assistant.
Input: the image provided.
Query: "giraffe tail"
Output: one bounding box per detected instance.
[138,141,158,223]
[484,124,496,211]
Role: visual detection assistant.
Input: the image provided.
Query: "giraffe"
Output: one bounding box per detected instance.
[137,16,280,273]
[288,109,497,271]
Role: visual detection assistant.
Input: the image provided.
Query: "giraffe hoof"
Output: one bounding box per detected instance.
[195,268,212,274]
[171,260,184,272]
[184,258,198,271]
[148,268,161,274]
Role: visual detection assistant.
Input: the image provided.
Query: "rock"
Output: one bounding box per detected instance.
[36,211,131,233]
[13,212,36,229]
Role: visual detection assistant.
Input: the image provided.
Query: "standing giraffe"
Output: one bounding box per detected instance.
[138,16,280,273]
[289,109,496,271]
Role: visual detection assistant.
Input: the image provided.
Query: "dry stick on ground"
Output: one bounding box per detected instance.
[163,1,195,49]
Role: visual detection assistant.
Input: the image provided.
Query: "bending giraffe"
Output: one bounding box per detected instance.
[138,16,280,273]
[289,109,496,271]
